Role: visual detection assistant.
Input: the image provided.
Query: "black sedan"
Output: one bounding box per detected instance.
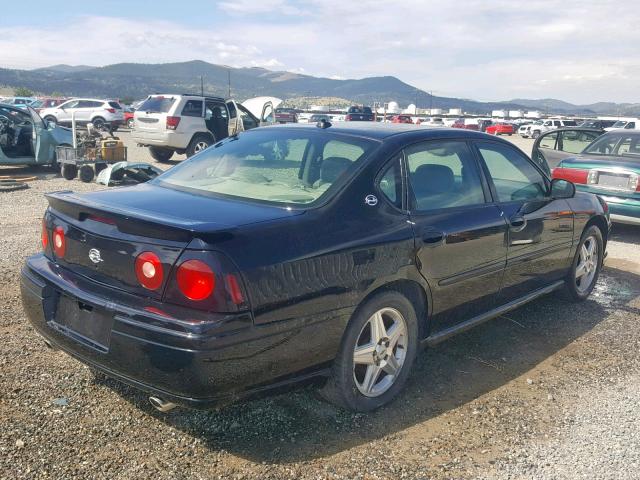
[21,124,609,412]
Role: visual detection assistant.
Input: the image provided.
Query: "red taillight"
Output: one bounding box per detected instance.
[166,116,181,130]
[106,108,116,114]
[41,218,48,250]
[552,167,588,184]
[176,260,215,301]
[87,214,116,225]
[225,274,244,305]
[135,251,164,290]
[53,226,65,258]
[345,114,352,121]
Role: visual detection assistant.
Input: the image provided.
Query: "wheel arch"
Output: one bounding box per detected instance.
[189,131,216,145]
[584,214,609,255]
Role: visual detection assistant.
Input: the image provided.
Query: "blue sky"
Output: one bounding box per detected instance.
[1,0,639,104]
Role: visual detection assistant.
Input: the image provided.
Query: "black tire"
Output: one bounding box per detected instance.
[186,133,214,157]
[79,165,95,183]
[148,146,174,162]
[532,131,540,139]
[562,225,603,302]
[61,164,78,180]
[319,290,419,412]
[91,117,106,130]
[43,115,57,127]
[94,162,108,175]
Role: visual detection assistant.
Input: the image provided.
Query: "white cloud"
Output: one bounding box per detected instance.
[1,2,640,103]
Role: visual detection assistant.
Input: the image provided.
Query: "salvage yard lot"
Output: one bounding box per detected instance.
[1,131,639,479]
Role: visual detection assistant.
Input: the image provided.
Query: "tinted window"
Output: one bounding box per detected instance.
[539,132,558,149]
[560,131,601,154]
[238,105,257,130]
[477,142,547,202]
[406,141,485,212]
[379,158,402,208]
[108,101,122,110]
[88,101,104,108]
[138,96,176,113]
[181,100,203,117]
[157,129,378,206]
[582,133,640,156]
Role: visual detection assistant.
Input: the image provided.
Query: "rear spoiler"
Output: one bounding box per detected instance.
[45,191,229,243]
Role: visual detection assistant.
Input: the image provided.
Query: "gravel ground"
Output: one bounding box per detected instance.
[1,131,639,479]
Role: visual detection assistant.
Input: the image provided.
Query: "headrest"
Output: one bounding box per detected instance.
[412,164,454,194]
[320,156,352,184]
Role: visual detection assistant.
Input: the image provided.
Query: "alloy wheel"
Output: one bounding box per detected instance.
[352,307,408,397]
[194,141,209,153]
[575,235,598,293]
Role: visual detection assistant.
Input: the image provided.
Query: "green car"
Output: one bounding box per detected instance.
[552,130,640,225]
[0,103,73,167]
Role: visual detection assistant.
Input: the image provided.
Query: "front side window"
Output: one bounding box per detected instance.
[156,129,378,206]
[560,130,601,154]
[539,132,558,149]
[477,142,548,202]
[406,140,486,212]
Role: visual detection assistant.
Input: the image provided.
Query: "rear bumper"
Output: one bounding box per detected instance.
[21,254,336,408]
[131,130,190,149]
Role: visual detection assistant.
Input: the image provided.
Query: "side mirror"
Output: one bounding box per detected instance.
[550,178,576,199]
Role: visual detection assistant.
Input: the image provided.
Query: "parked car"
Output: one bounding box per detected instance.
[22,124,609,413]
[485,123,515,135]
[0,104,73,166]
[40,98,125,131]
[579,119,617,130]
[124,108,135,129]
[30,98,67,113]
[451,119,479,130]
[132,94,280,161]
[308,114,331,123]
[522,119,578,139]
[532,127,604,173]
[345,106,374,121]
[552,130,640,225]
[391,115,413,124]
[275,108,298,124]
[2,97,37,109]
[604,120,638,132]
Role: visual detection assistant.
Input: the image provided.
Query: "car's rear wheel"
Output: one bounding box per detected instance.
[320,291,419,411]
[186,134,214,157]
[563,225,603,301]
[43,115,57,127]
[148,146,174,162]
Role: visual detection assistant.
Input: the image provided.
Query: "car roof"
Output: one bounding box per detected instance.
[263,122,496,141]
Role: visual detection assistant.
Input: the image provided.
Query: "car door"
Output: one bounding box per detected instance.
[405,140,509,333]
[533,131,560,173]
[56,100,78,123]
[27,106,50,164]
[226,100,243,136]
[473,140,574,302]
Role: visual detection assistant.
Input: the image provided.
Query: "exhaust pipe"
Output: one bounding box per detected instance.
[149,396,177,412]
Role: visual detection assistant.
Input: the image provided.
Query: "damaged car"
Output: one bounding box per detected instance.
[0,104,73,167]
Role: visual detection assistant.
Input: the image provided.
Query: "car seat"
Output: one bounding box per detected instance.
[411,164,459,210]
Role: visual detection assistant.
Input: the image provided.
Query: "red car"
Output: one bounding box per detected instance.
[124,110,135,129]
[486,123,515,136]
[452,121,479,131]
[391,115,413,124]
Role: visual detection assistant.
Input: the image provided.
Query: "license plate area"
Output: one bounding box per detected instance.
[53,295,114,351]
[597,173,630,190]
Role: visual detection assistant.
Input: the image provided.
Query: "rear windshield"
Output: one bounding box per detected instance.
[563,120,577,126]
[348,106,372,114]
[138,96,176,113]
[156,129,379,206]
[108,101,122,110]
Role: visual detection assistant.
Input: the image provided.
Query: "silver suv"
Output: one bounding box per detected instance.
[40,98,124,130]
[131,94,280,161]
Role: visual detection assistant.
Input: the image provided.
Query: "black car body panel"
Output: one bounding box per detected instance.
[21,124,610,408]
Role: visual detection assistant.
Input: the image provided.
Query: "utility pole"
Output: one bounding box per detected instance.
[429,90,433,112]
[200,75,204,96]
[228,69,231,98]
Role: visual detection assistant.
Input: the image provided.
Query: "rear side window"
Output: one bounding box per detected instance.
[139,96,176,113]
[108,101,122,109]
[181,100,203,117]
[406,141,486,212]
[378,158,403,209]
[322,140,366,162]
[477,142,547,202]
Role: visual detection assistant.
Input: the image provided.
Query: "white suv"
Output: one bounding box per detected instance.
[131,94,280,161]
[521,119,578,139]
[40,99,125,130]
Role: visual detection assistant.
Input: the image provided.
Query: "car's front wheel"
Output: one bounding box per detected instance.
[563,225,603,301]
[148,146,174,162]
[532,131,540,139]
[320,291,419,411]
